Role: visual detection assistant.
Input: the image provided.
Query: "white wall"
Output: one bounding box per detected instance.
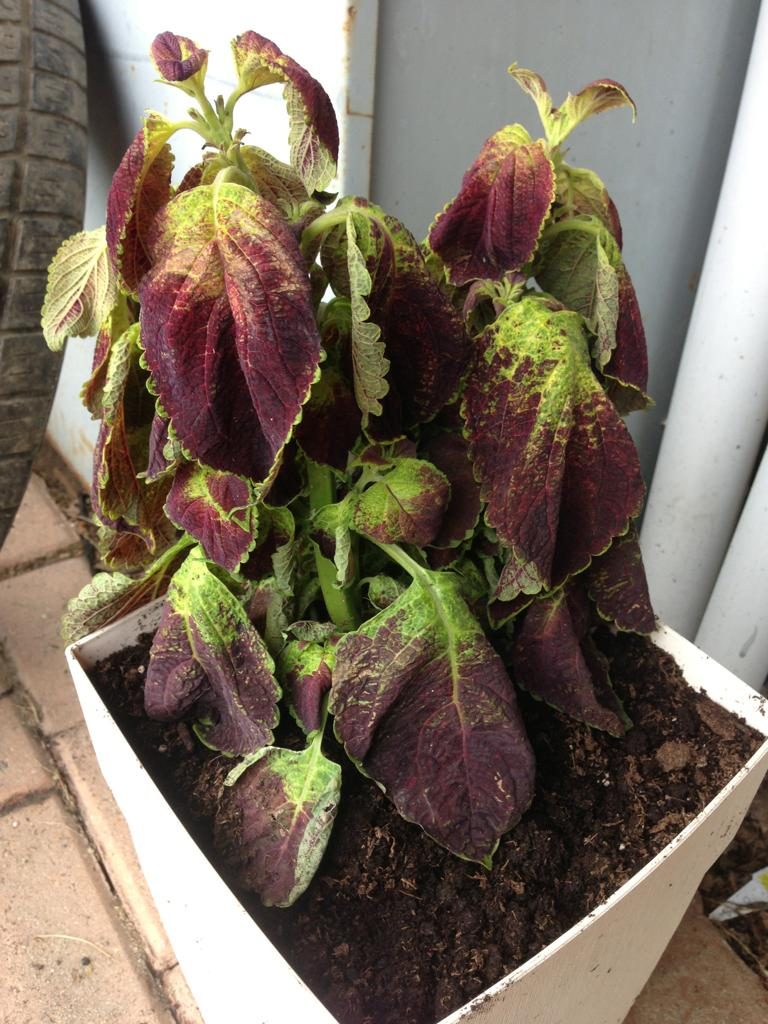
[47,0,377,483]
[369,0,762,485]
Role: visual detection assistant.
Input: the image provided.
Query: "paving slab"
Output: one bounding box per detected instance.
[624,896,768,1023]
[0,472,80,572]
[0,655,13,696]
[0,694,56,811]
[161,965,205,1024]
[0,555,92,735]
[0,793,172,1024]
[53,723,177,972]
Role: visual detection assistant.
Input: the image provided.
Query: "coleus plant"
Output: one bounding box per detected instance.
[43,31,655,907]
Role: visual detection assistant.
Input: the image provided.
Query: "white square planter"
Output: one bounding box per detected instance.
[66,601,768,1024]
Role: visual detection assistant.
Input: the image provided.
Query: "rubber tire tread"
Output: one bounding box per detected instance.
[0,0,87,545]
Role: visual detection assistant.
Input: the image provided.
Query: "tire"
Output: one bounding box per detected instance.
[0,0,87,546]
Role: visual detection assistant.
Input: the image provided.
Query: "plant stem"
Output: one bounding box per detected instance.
[373,540,431,587]
[306,460,361,632]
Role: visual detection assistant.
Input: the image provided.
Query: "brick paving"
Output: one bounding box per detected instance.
[0,471,766,1024]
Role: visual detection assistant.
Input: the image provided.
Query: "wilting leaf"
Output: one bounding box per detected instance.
[165,463,257,572]
[61,563,173,645]
[537,218,620,369]
[279,637,335,734]
[507,65,553,130]
[139,182,322,481]
[144,412,182,482]
[106,112,175,294]
[91,323,173,559]
[422,433,482,549]
[80,297,133,419]
[511,589,627,735]
[42,226,117,351]
[331,573,535,863]
[150,31,208,83]
[311,498,355,588]
[603,268,650,413]
[346,211,389,424]
[322,199,472,438]
[462,296,645,590]
[429,127,555,286]
[586,527,655,633]
[295,365,361,471]
[558,164,622,247]
[144,548,280,755]
[231,31,339,193]
[215,741,341,907]
[351,457,450,547]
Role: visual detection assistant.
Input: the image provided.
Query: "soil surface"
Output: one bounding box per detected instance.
[93,630,763,1024]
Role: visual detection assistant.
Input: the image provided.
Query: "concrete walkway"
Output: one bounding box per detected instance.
[0,473,766,1024]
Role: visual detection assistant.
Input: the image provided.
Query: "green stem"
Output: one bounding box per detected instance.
[372,540,430,586]
[300,208,350,257]
[306,460,361,632]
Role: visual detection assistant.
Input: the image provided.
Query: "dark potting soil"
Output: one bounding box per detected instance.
[92,631,763,1024]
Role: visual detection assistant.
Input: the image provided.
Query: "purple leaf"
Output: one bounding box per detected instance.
[331,574,535,864]
[510,589,627,736]
[165,463,257,572]
[295,366,361,471]
[145,412,181,482]
[279,638,335,735]
[603,268,651,413]
[422,433,482,549]
[145,548,280,755]
[150,31,208,83]
[144,604,210,719]
[139,183,322,482]
[462,296,645,592]
[322,199,473,438]
[106,113,175,294]
[90,324,174,561]
[231,31,339,193]
[351,457,450,547]
[215,742,341,907]
[586,528,656,634]
[429,127,555,286]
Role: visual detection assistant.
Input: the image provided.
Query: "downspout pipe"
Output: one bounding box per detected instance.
[640,0,768,639]
[695,444,768,691]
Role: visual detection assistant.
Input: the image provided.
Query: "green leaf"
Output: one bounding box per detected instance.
[330,571,535,863]
[536,217,620,369]
[346,211,389,425]
[509,66,636,149]
[552,79,636,147]
[216,740,341,907]
[558,164,623,245]
[41,226,117,351]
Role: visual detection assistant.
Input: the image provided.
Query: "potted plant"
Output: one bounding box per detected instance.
[44,29,768,1024]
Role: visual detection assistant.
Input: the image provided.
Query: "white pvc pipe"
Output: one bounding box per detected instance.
[641,0,768,638]
[695,445,768,691]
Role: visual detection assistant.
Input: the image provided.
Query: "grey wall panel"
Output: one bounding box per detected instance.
[370,0,761,482]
